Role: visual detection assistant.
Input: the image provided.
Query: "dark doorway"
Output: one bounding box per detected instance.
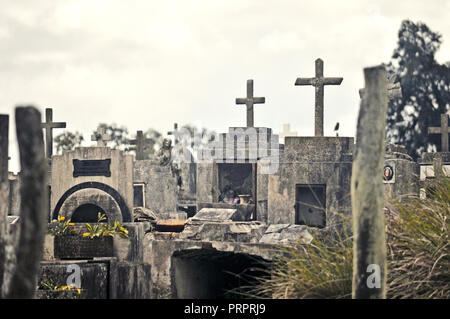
[71,204,107,223]
[295,184,326,228]
[172,250,268,299]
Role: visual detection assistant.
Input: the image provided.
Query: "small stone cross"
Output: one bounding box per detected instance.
[295,58,343,137]
[428,113,450,152]
[130,130,153,160]
[235,79,265,127]
[40,108,66,158]
[91,127,110,147]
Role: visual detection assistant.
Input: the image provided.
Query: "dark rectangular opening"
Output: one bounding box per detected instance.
[295,184,326,228]
[216,163,256,204]
[133,184,145,207]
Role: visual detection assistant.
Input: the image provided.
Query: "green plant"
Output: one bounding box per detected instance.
[251,174,450,299]
[48,216,76,237]
[250,214,353,299]
[81,212,129,239]
[386,172,450,299]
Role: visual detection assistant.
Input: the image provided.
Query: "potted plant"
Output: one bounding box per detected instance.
[36,277,84,299]
[50,213,129,260]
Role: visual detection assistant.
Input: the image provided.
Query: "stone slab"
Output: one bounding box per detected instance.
[191,208,238,221]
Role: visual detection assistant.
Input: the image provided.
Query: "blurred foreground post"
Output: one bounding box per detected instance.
[5,107,47,299]
[351,66,388,299]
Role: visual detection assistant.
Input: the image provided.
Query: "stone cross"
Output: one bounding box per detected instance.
[428,113,450,152]
[295,58,343,137]
[167,123,179,145]
[40,108,66,158]
[91,127,111,147]
[359,74,402,101]
[130,130,153,160]
[235,79,265,127]
[279,123,298,143]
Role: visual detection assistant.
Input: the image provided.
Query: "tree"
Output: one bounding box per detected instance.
[54,131,84,154]
[386,20,450,159]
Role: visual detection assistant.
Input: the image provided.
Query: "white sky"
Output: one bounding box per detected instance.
[1,0,449,173]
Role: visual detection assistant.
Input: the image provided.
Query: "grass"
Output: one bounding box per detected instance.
[248,174,449,299]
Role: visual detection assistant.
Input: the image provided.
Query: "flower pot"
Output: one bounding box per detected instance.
[54,236,114,260]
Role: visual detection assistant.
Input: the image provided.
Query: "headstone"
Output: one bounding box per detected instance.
[40,108,66,158]
[91,127,111,147]
[235,79,265,127]
[351,66,388,299]
[427,113,450,152]
[295,58,343,137]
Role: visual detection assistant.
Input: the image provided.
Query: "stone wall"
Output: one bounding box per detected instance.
[133,160,177,218]
[51,147,134,222]
[267,136,354,227]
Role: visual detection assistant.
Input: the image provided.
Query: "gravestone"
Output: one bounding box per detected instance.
[295,58,343,137]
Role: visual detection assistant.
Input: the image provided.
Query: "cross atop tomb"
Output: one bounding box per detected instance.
[428,113,450,152]
[130,130,153,160]
[279,123,298,143]
[295,58,343,137]
[91,127,110,147]
[40,108,66,158]
[235,79,265,127]
[167,123,179,145]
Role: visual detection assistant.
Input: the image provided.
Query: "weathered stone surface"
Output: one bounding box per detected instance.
[197,202,254,221]
[191,208,237,221]
[38,259,110,299]
[351,65,388,299]
[259,224,313,244]
[0,114,8,294]
[109,261,151,299]
[267,136,353,228]
[133,160,177,218]
[6,107,48,299]
[384,143,420,200]
[179,220,266,243]
[51,147,134,222]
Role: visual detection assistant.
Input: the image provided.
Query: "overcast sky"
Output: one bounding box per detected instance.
[1,0,449,172]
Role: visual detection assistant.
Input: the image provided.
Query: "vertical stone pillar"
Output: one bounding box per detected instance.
[351,66,388,299]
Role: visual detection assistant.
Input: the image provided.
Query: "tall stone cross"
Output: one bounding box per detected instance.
[428,113,450,152]
[235,79,265,127]
[295,58,343,137]
[40,108,66,158]
[91,127,110,147]
[130,130,153,160]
